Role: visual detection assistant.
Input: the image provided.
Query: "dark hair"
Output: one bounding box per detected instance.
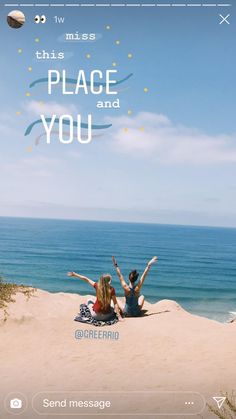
[129,270,139,283]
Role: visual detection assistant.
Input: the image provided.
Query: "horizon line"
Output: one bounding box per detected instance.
[0,214,235,231]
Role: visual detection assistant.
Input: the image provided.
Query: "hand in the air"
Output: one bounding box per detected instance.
[112,256,118,266]
[148,256,158,267]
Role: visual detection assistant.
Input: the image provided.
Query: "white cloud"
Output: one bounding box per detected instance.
[24,101,78,117]
[1,156,60,178]
[66,150,81,159]
[0,112,21,138]
[109,112,236,165]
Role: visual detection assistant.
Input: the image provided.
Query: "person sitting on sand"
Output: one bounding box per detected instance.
[112,256,158,317]
[67,271,123,322]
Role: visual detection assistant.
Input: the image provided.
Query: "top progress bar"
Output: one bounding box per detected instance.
[3,3,232,7]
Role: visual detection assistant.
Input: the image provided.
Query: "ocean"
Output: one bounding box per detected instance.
[0,217,235,322]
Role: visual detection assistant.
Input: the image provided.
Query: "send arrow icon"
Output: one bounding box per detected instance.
[213,397,226,409]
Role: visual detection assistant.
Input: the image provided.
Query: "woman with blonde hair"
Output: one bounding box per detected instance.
[67,271,122,322]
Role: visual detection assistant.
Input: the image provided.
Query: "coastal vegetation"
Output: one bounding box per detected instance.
[0,276,35,321]
[208,392,236,419]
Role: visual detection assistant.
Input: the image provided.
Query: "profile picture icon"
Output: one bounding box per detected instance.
[7,10,25,29]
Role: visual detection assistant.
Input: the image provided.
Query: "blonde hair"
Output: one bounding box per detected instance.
[96,274,112,310]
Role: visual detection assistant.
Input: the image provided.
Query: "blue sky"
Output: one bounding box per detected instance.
[0,2,236,227]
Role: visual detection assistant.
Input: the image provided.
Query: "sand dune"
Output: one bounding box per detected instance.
[0,289,235,418]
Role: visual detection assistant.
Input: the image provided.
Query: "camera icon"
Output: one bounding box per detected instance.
[10,398,23,409]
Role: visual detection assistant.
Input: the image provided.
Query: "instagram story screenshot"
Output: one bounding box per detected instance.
[0,1,235,418]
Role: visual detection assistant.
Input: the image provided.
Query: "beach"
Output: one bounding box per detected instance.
[0,289,235,418]
[1,217,236,323]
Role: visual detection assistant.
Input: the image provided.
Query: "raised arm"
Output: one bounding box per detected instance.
[112,256,129,292]
[136,256,158,291]
[67,271,95,288]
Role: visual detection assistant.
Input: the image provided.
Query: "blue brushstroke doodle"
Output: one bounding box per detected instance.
[29,73,133,89]
[25,117,112,136]
[26,73,132,136]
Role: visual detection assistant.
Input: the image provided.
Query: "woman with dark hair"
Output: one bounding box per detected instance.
[67,271,123,322]
[112,256,158,317]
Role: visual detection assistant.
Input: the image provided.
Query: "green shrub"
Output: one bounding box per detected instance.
[0,276,35,321]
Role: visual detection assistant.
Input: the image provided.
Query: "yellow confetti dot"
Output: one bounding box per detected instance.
[86,53,91,59]
[115,40,120,45]
[26,146,33,153]
[112,62,117,67]
[139,126,145,131]
[106,25,111,30]
[28,66,32,72]
[128,53,133,59]
[127,110,132,116]
[35,38,40,43]
[124,128,129,132]
[18,48,22,53]
[26,92,31,97]
[144,87,149,93]
[16,111,21,116]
